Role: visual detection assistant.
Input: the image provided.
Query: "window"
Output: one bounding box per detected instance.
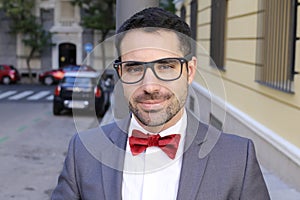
[180,5,186,21]
[255,0,299,93]
[210,0,227,69]
[59,0,75,26]
[190,0,198,40]
[209,113,223,131]
[292,1,299,79]
[60,1,74,19]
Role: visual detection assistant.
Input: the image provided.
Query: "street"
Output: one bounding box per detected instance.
[0,84,101,199]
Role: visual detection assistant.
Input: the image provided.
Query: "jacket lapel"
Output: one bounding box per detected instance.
[176,112,210,200]
[101,117,130,200]
[176,147,209,200]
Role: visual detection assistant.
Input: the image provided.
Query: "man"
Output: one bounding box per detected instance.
[51,7,270,200]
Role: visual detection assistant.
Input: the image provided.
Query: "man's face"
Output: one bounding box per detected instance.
[119,29,196,131]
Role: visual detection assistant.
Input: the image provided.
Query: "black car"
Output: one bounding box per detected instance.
[53,71,110,117]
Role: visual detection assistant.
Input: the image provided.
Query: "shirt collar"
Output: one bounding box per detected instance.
[129,109,187,138]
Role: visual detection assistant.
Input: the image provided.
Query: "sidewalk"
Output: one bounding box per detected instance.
[262,167,300,200]
[100,105,300,199]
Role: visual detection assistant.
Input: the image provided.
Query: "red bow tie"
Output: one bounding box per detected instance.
[129,129,181,159]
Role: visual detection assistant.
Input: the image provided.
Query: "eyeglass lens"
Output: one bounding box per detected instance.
[116,58,185,83]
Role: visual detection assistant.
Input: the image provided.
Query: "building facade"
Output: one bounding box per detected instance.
[0,0,100,75]
[175,0,300,189]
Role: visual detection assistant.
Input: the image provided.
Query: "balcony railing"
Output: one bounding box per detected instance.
[59,20,75,27]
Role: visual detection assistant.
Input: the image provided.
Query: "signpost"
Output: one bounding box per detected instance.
[84,43,93,65]
[84,43,93,53]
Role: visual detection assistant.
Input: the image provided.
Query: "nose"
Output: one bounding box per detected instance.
[141,68,160,92]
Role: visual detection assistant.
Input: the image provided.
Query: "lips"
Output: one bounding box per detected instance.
[135,93,171,111]
[141,99,165,108]
[138,101,164,111]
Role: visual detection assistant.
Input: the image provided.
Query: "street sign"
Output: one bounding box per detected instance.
[84,43,93,53]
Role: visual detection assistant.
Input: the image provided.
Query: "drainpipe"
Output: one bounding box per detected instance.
[116,0,159,30]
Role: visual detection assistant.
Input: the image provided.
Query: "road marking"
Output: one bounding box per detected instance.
[33,117,42,123]
[17,125,27,132]
[9,91,34,100]
[46,95,54,100]
[27,91,51,100]
[0,136,9,144]
[0,91,17,99]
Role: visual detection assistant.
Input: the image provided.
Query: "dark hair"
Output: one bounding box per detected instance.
[115,7,193,58]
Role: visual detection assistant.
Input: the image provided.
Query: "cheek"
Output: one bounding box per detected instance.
[177,79,189,95]
[123,85,137,101]
[166,80,187,96]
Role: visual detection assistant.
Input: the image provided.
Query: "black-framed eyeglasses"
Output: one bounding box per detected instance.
[113,57,189,84]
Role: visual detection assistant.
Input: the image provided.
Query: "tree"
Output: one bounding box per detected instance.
[72,0,174,68]
[160,0,176,13]
[0,0,54,82]
[72,0,115,68]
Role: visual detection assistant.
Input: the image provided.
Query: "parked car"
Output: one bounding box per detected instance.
[39,65,96,86]
[53,71,110,117]
[0,64,21,85]
[99,68,117,93]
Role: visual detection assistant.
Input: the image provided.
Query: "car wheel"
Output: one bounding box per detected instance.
[95,110,103,118]
[44,76,54,85]
[53,103,62,115]
[95,105,106,118]
[2,76,11,85]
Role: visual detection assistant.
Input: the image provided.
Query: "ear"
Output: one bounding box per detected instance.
[187,56,197,84]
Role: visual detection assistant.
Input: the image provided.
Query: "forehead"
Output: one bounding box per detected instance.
[119,29,182,59]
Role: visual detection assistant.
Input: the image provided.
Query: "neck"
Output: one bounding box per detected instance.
[136,108,185,133]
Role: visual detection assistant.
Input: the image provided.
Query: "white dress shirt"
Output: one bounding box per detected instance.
[122,110,187,200]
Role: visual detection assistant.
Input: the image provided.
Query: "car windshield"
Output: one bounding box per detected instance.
[63,77,94,86]
[62,65,77,71]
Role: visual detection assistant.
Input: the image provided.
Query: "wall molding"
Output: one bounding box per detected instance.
[191,82,300,166]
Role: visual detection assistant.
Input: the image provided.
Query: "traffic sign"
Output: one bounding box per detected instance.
[84,43,93,53]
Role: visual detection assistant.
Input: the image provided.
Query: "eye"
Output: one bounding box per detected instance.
[156,60,177,71]
[157,64,175,70]
[123,64,144,73]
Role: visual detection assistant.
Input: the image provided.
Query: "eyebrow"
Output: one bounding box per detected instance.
[123,61,143,67]
[156,59,178,64]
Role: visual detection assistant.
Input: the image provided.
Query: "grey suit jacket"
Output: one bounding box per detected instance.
[51,112,270,200]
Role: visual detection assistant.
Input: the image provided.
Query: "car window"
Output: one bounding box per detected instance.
[63,65,81,72]
[63,66,73,72]
[63,77,76,84]
[63,77,93,86]
[72,66,81,71]
[75,78,92,86]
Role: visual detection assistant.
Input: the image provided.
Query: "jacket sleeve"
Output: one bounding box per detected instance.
[240,140,270,200]
[51,134,81,200]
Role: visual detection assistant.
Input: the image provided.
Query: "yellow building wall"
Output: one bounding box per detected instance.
[189,0,300,148]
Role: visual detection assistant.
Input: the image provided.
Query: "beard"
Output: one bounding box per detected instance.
[128,88,187,127]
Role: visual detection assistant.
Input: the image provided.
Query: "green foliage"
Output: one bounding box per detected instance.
[160,0,176,13]
[1,0,35,33]
[23,27,54,52]
[0,0,54,81]
[0,0,54,53]
[72,0,115,38]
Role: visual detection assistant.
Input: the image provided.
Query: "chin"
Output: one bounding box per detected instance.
[140,112,173,127]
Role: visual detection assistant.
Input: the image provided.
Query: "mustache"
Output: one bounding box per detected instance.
[134,92,172,102]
